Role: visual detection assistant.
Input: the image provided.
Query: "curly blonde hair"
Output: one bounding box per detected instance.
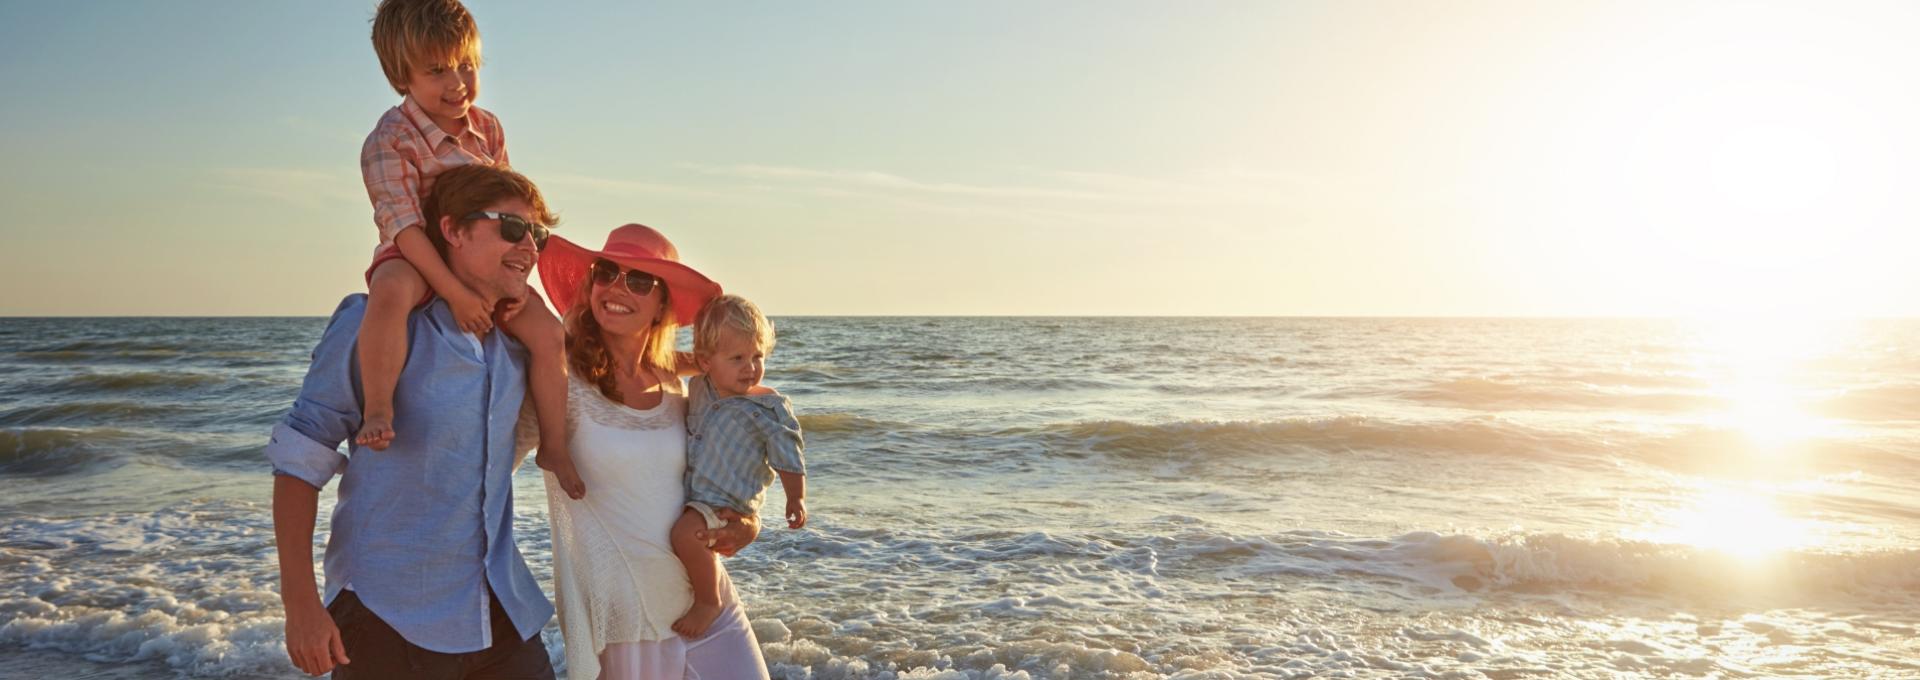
[564,271,678,403]
[693,294,775,356]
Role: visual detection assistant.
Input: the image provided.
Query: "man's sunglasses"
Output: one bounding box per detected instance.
[464,211,550,250]
[589,259,662,296]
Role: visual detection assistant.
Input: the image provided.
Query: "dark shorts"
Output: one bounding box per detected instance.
[328,590,554,680]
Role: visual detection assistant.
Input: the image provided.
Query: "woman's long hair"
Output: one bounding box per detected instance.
[563,273,678,403]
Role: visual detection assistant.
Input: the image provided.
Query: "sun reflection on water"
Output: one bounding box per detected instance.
[1630,318,1858,558]
[1641,484,1817,559]
[1691,316,1845,457]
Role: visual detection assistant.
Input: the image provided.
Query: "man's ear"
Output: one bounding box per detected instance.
[439,215,463,250]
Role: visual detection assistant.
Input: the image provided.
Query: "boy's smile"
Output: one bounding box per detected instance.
[404,59,478,135]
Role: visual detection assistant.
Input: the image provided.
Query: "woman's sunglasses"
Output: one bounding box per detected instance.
[464,211,550,250]
[589,259,662,296]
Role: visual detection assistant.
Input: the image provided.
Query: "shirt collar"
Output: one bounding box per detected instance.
[400,95,482,148]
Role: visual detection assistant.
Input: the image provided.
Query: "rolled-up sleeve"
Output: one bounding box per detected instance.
[762,400,807,476]
[267,423,347,489]
[362,128,424,244]
[267,296,369,489]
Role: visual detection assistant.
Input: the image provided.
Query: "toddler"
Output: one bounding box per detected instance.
[672,295,808,638]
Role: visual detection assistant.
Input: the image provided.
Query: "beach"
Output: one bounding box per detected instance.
[2,316,1918,678]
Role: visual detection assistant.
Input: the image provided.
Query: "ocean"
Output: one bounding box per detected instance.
[1,316,1917,679]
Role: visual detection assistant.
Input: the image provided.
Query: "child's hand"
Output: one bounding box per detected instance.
[786,498,807,529]
[494,296,525,325]
[448,288,494,335]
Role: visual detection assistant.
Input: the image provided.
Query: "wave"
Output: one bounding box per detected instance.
[0,401,187,427]
[0,428,126,476]
[1014,526,1920,603]
[24,339,196,354]
[9,350,93,362]
[797,413,909,436]
[1022,416,1594,461]
[768,365,852,383]
[0,504,304,678]
[813,376,1128,393]
[1818,383,1920,421]
[1624,426,1919,475]
[50,371,224,393]
[995,416,1917,477]
[1405,377,1724,412]
[1551,369,1709,390]
[1308,531,1920,599]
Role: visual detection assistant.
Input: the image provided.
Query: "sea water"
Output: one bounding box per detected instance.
[2,316,1917,678]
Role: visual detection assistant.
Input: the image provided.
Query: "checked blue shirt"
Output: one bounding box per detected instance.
[685,374,806,516]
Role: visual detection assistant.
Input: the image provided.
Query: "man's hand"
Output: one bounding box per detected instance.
[696,508,761,556]
[448,287,495,335]
[283,598,348,676]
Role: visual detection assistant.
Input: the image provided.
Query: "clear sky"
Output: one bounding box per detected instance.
[1,1,1915,316]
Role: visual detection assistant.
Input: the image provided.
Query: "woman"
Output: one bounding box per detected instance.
[519,224,769,680]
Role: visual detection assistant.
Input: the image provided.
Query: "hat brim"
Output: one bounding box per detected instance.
[538,235,722,325]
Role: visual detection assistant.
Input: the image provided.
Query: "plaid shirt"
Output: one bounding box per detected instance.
[360,96,509,245]
[685,375,807,515]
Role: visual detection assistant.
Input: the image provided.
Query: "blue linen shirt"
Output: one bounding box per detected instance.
[265,295,553,654]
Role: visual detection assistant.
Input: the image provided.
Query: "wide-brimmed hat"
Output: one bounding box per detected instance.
[537,224,721,325]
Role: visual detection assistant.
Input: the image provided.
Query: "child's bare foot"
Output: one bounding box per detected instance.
[672,602,722,638]
[538,451,587,499]
[355,414,395,450]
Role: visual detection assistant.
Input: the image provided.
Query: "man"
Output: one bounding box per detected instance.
[269,164,558,679]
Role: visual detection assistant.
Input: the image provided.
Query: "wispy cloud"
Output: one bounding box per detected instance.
[532,163,1324,234]
[539,173,727,199]
[688,164,1115,202]
[279,116,364,145]
[211,167,363,208]
[690,163,1317,210]
[1044,168,1321,206]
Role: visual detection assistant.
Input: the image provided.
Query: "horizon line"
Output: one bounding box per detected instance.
[3,314,1914,321]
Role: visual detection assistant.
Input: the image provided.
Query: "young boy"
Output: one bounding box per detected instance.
[672,295,808,638]
[357,0,583,498]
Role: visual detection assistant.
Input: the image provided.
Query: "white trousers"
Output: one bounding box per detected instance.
[595,603,768,680]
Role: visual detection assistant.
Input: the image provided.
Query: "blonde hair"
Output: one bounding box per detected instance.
[693,294,775,357]
[370,0,483,97]
[564,272,678,403]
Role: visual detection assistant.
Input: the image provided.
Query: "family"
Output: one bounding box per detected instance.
[266,1,805,678]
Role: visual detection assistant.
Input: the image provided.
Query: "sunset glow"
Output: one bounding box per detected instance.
[2,1,1915,316]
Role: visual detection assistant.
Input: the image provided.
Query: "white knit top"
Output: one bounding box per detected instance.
[526,374,738,680]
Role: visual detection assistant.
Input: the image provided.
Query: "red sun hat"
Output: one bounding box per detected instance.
[537,224,722,325]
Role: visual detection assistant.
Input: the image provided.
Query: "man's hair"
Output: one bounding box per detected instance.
[370,0,482,97]
[693,295,776,357]
[422,164,556,259]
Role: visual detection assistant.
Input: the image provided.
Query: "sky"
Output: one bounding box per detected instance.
[1,1,1916,317]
